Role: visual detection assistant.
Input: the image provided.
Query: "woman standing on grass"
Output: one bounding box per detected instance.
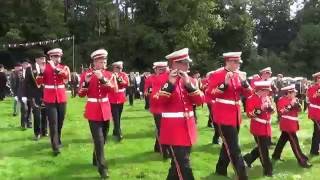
[272,84,312,168]
[78,49,117,179]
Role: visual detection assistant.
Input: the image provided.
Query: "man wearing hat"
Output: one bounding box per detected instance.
[206,52,252,179]
[25,51,48,140]
[243,81,274,177]
[10,63,23,116]
[272,84,312,168]
[78,49,117,179]
[250,67,272,88]
[154,48,204,179]
[36,48,69,156]
[307,72,320,156]
[19,59,33,129]
[144,61,170,158]
[108,61,129,141]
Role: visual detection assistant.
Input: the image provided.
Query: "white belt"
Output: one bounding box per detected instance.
[162,111,194,118]
[254,118,270,124]
[87,97,109,102]
[44,85,65,89]
[310,103,320,110]
[216,98,240,105]
[118,88,126,92]
[282,115,299,121]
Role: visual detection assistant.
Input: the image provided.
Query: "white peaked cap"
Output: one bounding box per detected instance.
[112,61,124,68]
[259,67,272,73]
[153,61,168,69]
[254,80,272,91]
[165,48,192,62]
[90,49,108,60]
[281,84,297,92]
[47,48,63,56]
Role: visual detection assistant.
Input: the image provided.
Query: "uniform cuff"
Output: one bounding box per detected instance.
[161,81,175,93]
[185,83,197,93]
[99,77,108,84]
[217,83,228,91]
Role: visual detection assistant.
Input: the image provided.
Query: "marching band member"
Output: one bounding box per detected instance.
[206,52,252,180]
[108,61,129,141]
[78,49,117,179]
[272,84,312,168]
[36,48,69,156]
[144,61,170,158]
[307,72,320,156]
[243,81,274,177]
[154,48,204,179]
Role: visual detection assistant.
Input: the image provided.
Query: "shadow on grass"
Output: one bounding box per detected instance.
[121,130,154,140]
[108,151,161,166]
[8,142,51,157]
[200,172,232,180]
[47,163,99,180]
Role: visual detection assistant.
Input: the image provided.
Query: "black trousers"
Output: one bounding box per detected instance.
[46,102,66,151]
[311,121,320,155]
[243,136,272,175]
[89,120,110,171]
[32,97,47,136]
[167,146,194,180]
[273,131,308,165]
[208,104,219,142]
[127,87,134,106]
[153,114,168,154]
[20,99,32,128]
[0,87,5,100]
[144,95,150,110]
[215,125,247,179]
[111,103,124,136]
[71,86,77,98]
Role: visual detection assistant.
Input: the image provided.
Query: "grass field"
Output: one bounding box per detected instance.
[0,97,319,180]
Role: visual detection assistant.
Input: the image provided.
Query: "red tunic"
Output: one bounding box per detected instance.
[155,74,204,146]
[147,72,169,114]
[108,72,129,104]
[307,84,320,121]
[246,94,272,136]
[277,96,300,132]
[78,69,115,121]
[36,64,69,103]
[206,68,252,127]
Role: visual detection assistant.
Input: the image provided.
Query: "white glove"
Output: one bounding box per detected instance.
[21,97,27,104]
[14,96,18,101]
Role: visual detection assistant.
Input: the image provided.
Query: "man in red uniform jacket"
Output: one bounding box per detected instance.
[307,72,320,155]
[144,61,170,158]
[78,49,117,179]
[206,52,252,179]
[36,48,69,156]
[154,48,204,179]
[272,84,311,168]
[108,61,129,141]
[243,81,274,177]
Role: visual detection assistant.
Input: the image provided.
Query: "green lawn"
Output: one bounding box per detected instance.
[0,97,319,180]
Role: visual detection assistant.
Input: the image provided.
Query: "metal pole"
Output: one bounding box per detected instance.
[72,35,75,72]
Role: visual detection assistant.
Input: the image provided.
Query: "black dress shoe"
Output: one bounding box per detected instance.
[34,135,41,141]
[13,113,17,116]
[98,168,109,179]
[264,172,273,177]
[243,155,252,168]
[215,171,227,177]
[53,150,61,156]
[300,162,312,168]
[272,156,285,162]
[115,135,123,142]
